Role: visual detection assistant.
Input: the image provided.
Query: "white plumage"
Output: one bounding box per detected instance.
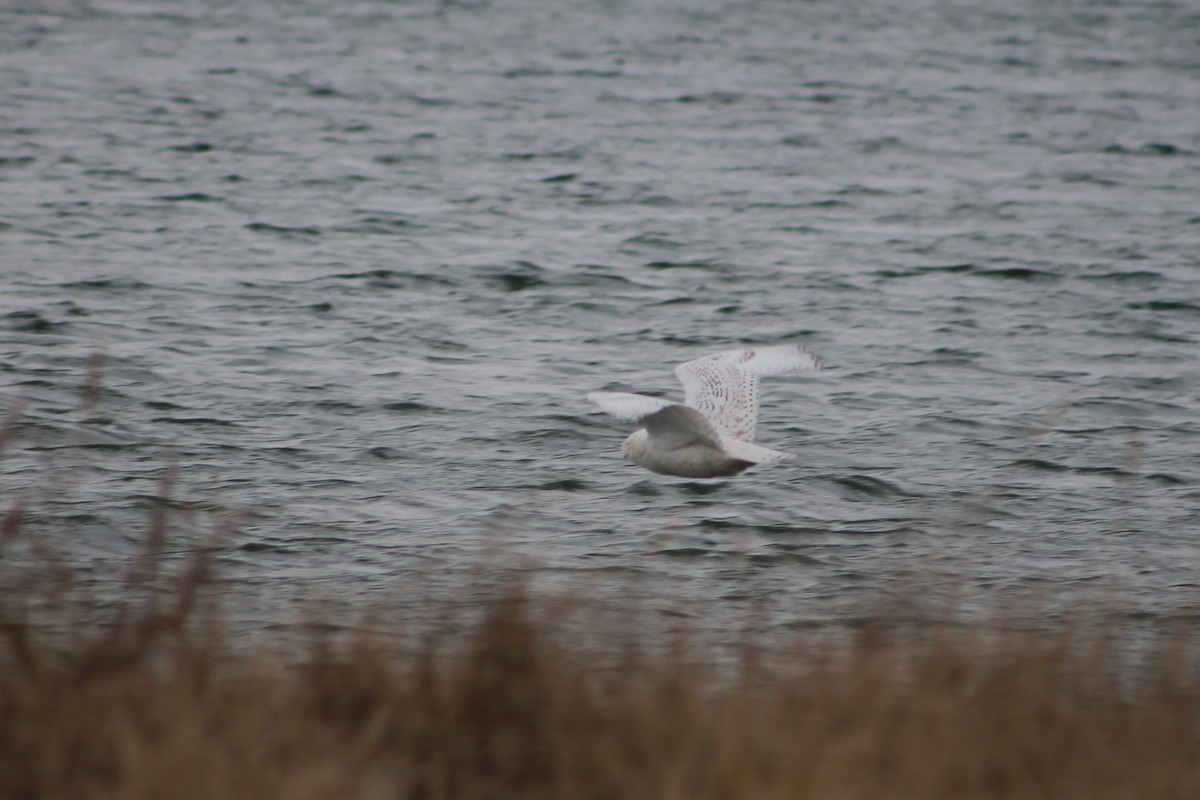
[587,344,822,478]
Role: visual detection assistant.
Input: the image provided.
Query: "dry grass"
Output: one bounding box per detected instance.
[2,529,1200,800]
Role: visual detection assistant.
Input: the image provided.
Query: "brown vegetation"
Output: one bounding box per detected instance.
[2,529,1200,800]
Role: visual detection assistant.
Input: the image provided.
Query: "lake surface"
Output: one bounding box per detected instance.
[2,0,1199,637]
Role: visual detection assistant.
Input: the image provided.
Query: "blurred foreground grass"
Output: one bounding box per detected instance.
[2,515,1200,800]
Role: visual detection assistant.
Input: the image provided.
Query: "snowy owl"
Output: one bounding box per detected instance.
[587,344,822,478]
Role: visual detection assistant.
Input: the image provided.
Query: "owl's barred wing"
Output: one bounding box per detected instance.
[674,345,821,442]
[728,344,822,377]
[587,391,677,423]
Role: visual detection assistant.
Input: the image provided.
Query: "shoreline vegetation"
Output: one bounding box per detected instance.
[3,519,1200,799]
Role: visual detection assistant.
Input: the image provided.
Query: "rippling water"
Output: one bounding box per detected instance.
[2,0,1198,635]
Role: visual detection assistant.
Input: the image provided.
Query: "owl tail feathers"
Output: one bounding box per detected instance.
[720,439,793,465]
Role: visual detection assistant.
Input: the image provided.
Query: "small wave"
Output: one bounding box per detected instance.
[155,192,222,202]
[1011,459,1125,477]
[876,263,976,278]
[1102,142,1191,157]
[654,546,712,559]
[331,216,416,235]
[151,416,236,427]
[674,91,743,104]
[974,267,1060,282]
[746,550,824,567]
[824,474,915,501]
[244,222,321,236]
[1128,300,1199,313]
[834,182,895,196]
[1080,270,1163,284]
[621,232,684,248]
[168,142,214,153]
[1059,172,1120,187]
[144,400,186,411]
[643,260,726,271]
[536,479,589,492]
[382,401,438,413]
[58,277,154,291]
[5,312,68,333]
[624,481,662,497]
[560,269,639,288]
[1146,473,1191,486]
[912,415,985,434]
[698,520,829,538]
[237,540,292,554]
[312,400,362,414]
[781,133,820,148]
[675,481,731,497]
[474,261,547,292]
[322,269,455,288]
[493,272,547,292]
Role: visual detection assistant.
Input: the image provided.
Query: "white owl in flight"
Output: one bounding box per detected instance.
[587,344,822,478]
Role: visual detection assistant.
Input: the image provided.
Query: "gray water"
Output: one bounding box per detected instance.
[2,0,1199,636]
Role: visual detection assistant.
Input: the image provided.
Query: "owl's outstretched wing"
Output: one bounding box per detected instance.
[674,345,821,442]
[586,391,677,423]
